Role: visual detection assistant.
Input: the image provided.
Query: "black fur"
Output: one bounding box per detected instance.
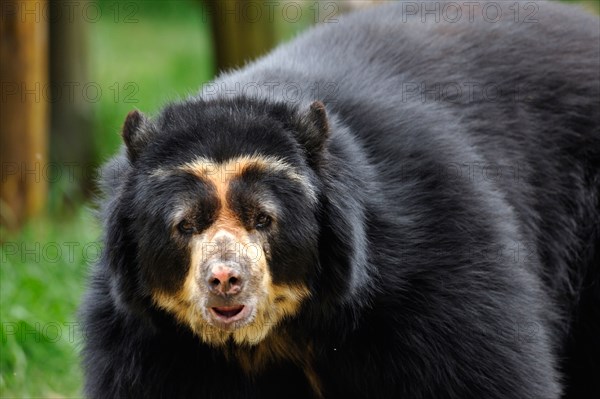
[81,1,600,398]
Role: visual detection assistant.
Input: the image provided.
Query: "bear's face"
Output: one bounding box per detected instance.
[145,155,316,346]
[114,99,329,346]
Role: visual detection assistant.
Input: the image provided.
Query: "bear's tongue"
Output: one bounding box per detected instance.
[212,305,244,318]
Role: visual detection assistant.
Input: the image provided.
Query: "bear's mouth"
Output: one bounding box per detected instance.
[212,305,244,318]
[208,304,251,329]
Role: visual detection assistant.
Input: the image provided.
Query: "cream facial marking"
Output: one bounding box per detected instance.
[179,154,317,204]
[151,154,312,347]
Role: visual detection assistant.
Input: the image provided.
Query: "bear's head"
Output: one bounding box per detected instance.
[99,97,370,347]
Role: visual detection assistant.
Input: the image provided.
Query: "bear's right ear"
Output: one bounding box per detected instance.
[122,110,152,162]
[297,101,330,168]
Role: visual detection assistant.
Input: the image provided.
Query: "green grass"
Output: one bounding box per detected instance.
[0,209,99,397]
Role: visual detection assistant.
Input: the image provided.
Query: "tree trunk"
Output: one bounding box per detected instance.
[203,0,277,73]
[49,0,93,206]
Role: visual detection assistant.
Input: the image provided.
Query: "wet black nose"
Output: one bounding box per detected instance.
[207,265,243,296]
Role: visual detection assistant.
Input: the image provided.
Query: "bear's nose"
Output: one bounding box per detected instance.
[206,265,243,296]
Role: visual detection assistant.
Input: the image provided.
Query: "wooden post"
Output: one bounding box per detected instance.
[0,0,49,230]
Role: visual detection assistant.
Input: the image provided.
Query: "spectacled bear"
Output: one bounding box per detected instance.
[81,1,600,398]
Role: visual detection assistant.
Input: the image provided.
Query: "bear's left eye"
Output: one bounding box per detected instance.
[178,220,197,235]
[255,213,272,230]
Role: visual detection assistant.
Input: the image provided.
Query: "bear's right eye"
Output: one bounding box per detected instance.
[178,220,197,235]
[255,213,272,230]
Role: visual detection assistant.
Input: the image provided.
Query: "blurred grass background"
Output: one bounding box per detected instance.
[1,0,598,397]
[90,1,215,166]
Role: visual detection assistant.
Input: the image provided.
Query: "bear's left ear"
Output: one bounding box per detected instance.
[298,101,330,165]
[122,110,152,162]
